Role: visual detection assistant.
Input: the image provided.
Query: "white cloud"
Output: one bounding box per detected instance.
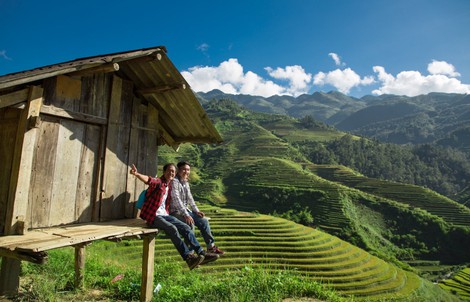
[182,59,312,97]
[427,60,460,77]
[328,53,344,66]
[0,50,12,60]
[182,56,470,98]
[372,65,470,96]
[265,65,312,96]
[313,68,375,94]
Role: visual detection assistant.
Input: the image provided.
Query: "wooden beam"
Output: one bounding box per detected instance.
[141,234,155,302]
[137,83,186,95]
[0,88,29,109]
[120,51,163,65]
[68,63,120,77]
[0,64,102,90]
[0,249,48,264]
[40,104,108,125]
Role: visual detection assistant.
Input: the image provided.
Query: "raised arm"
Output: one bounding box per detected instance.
[130,164,150,184]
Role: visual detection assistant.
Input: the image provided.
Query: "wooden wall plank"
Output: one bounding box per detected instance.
[48,119,85,226]
[127,99,144,218]
[101,76,133,220]
[29,116,60,228]
[75,124,101,223]
[81,74,112,118]
[43,75,81,110]
[126,100,159,218]
[4,86,43,234]
[0,109,21,235]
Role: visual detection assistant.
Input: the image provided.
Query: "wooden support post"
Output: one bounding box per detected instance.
[140,234,155,302]
[74,244,86,289]
[0,258,21,297]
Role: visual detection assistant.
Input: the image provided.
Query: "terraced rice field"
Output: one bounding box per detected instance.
[103,206,423,300]
[310,164,470,227]
[439,267,470,300]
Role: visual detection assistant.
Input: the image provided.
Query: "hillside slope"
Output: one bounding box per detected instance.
[158,100,470,266]
[110,206,460,301]
[197,91,470,153]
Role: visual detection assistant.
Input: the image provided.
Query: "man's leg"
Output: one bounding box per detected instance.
[164,215,204,255]
[150,216,192,260]
[190,212,215,248]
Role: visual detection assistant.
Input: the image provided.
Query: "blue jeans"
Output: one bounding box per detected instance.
[172,212,215,248]
[150,215,203,260]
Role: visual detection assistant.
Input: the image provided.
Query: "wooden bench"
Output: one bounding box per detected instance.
[0,219,159,302]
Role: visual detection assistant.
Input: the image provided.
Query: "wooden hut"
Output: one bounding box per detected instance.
[0,46,222,300]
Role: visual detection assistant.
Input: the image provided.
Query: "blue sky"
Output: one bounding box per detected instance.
[1,0,469,98]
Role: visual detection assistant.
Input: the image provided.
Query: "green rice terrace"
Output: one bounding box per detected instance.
[155,101,470,299]
[86,205,459,301]
[439,267,470,300]
[309,165,470,228]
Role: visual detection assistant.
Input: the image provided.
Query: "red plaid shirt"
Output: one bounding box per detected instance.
[139,175,172,225]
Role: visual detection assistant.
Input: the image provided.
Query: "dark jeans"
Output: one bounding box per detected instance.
[150,215,203,260]
[172,212,215,248]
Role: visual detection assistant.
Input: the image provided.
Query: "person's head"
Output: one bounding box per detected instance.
[162,163,176,182]
[177,161,191,180]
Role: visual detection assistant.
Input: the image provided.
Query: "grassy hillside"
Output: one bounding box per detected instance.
[15,207,460,301]
[158,100,470,264]
[89,206,459,301]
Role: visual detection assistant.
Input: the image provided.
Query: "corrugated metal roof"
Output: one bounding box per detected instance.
[0,46,222,147]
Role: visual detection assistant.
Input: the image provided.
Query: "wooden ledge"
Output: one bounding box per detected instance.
[0,219,158,263]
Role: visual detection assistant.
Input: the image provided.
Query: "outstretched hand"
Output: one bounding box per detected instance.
[130,164,138,175]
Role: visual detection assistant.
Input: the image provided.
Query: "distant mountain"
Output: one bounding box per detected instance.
[337,93,470,148]
[197,90,366,123]
[197,90,470,152]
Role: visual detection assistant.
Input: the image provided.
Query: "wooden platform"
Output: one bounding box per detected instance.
[0,219,159,302]
[0,219,158,262]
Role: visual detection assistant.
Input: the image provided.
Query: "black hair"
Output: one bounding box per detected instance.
[177,161,191,168]
[163,163,176,171]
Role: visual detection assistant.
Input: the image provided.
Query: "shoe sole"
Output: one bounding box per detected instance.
[188,255,205,270]
[199,254,219,266]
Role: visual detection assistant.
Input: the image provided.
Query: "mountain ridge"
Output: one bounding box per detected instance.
[197,90,470,150]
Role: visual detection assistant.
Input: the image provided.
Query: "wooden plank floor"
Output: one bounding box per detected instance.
[0,219,158,253]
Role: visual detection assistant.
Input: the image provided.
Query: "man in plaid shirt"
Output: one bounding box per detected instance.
[170,161,225,255]
[130,163,218,269]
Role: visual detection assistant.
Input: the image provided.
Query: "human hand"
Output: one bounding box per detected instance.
[197,211,205,218]
[185,215,195,225]
[130,164,138,175]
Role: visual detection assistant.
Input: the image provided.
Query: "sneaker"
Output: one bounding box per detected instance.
[199,252,219,265]
[186,253,204,270]
[208,245,225,255]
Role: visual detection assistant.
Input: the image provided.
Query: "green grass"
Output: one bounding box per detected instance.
[15,207,461,302]
[18,247,350,302]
